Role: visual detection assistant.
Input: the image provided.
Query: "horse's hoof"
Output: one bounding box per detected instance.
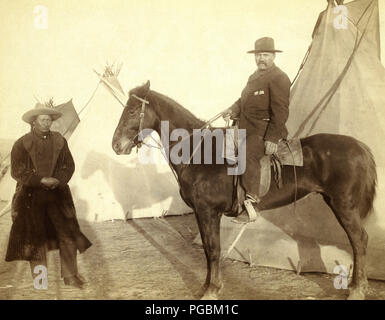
[200,293,218,300]
[199,282,223,300]
[347,288,365,300]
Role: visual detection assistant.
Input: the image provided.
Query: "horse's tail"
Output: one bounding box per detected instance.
[357,140,377,219]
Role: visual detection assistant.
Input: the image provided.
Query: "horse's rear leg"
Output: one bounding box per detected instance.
[348,227,369,300]
[324,196,369,300]
[195,209,223,300]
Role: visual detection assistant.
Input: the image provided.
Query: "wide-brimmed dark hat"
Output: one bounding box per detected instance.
[247,37,283,54]
[22,103,62,124]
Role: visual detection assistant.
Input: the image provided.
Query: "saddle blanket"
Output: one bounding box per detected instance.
[223,129,304,198]
[276,138,303,166]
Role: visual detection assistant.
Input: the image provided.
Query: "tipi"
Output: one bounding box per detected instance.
[68,66,191,221]
[220,0,385,280]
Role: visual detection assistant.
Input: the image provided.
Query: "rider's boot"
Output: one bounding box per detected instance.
[231,193,260,224]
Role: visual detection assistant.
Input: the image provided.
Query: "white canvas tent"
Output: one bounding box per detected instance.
[220,0,385,280]
[68,70,191,221]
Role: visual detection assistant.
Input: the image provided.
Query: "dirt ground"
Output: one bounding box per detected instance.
[1,210,385,300]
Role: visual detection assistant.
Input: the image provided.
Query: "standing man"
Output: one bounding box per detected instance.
[224,37,291,223]
[5,103,92,288]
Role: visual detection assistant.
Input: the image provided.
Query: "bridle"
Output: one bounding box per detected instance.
[129,93,151,150]
[128,93,180,184]
[127,93,176,152]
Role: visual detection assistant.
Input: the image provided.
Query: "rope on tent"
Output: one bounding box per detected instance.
[77,81,101,116]
[302,0,375,137]
[293,0,376,138]
[291,43,312,87]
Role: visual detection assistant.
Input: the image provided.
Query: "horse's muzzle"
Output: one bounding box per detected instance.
[112,138,135,155]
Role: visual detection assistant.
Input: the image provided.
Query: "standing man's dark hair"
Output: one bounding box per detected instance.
[5,102,92,289]
[224,37,291,223]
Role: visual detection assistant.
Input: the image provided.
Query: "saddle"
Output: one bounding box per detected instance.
[259,138,303,197]
[223,127,303,211]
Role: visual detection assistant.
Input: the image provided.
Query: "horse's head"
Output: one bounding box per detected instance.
[112,80,158,155]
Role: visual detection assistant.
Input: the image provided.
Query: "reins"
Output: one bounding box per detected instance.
[129,94,298,216]
[130,93,230,157]
[129,93,232,189]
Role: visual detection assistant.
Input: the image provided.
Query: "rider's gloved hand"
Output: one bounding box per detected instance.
[264,141,278,155]
[222,110,232,120]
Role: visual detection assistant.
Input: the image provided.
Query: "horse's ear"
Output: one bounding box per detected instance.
[144,80,150,93]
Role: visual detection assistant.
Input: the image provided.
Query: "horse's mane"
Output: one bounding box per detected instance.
[150,90,206,129]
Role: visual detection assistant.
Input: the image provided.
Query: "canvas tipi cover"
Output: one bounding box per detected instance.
[220,0,385,280]
[68,73,191,222]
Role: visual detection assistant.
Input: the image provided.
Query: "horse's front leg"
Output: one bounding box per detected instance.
[195,208,223,300]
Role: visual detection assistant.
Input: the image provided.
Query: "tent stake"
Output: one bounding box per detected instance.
[296,260,302,275]
[247,249,254,267]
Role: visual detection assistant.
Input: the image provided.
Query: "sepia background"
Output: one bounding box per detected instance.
[0,0,384,139]
[1,0,385,300]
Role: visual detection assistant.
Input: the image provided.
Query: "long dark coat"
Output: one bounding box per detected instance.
[5,131,92,262]
[230,64,291,144]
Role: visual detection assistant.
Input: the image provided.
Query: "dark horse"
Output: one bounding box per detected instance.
[112,81,376,300]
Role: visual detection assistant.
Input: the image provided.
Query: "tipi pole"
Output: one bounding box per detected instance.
[93,70,127,107]
[222,223,248,260]
[0,201,11,218]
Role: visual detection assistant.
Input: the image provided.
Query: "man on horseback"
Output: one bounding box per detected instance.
[224,37,291,223]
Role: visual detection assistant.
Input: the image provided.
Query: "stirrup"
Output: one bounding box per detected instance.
[246,193,261,204]
[243,199,259,222]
